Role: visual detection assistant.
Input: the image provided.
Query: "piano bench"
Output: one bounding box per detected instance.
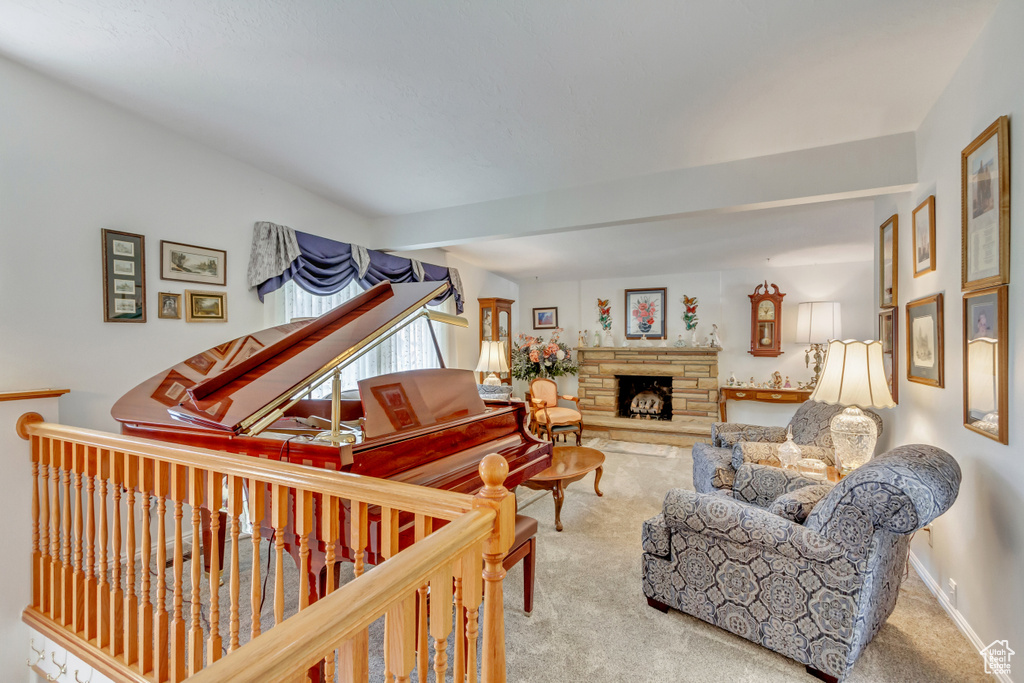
[503,514,538,615]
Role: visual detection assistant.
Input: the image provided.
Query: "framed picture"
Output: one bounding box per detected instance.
[963,286,1007,443]
[161,240,227,286]
[962,116,1010,291]
[913,196,936,277]
[879,215,898,308]
[185,290,228,322]
[624,288,667,339]
[906,294,944,387]
[532,307,558,329]
[878,308,899,404]
[102,229,146,323]
[158,292,181,319]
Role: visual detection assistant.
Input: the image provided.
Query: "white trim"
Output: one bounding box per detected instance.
[909,551,1014,683]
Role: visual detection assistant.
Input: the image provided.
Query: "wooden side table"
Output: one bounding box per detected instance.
[718,386,812,421]
[520,446,605,531]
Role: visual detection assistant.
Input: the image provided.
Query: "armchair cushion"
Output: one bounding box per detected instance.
[768,484,834,524]
[732,442,836,468]
[731,463,827,509]
[533,406,582,425]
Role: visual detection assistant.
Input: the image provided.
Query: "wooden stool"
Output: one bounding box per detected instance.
[503,514,538,614]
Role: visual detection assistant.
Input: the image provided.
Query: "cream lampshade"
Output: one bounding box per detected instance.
[474,340,509,386]
[795,302,841,387]
[809,339,895,474]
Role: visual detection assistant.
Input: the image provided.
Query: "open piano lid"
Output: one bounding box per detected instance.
[111,281,456,434]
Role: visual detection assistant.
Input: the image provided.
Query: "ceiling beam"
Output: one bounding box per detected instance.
[371,133,917,250]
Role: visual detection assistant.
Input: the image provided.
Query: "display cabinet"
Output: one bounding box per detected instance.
[479,297,514,385]
[748,282,785,357]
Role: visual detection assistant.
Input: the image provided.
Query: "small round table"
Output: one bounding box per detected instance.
[521,446,605,531]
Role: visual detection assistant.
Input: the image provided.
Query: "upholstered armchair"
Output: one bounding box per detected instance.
[527,378,583,445]
[643,445,961,682]
[692,400,883,494]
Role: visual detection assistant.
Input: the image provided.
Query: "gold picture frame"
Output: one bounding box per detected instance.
[906,294,943,388]
[962,116,1010,291]
[157,292,181,319]
[912,196,936,277]
[963,286,1008,444]
[878,308,898,404]
[879,215,898,308]
[160,240,227,286]
[185,290,228,323]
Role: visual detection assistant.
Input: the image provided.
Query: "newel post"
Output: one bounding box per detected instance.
[473,454,514,683]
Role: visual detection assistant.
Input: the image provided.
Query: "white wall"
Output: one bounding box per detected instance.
[0,56,372,431]
[874,0,1024,659]
[517,260,875,425]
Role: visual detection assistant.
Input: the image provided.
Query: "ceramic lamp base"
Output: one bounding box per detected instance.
[830,406,877,475]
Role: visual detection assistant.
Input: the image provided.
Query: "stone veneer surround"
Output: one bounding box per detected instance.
[575,346,720,447]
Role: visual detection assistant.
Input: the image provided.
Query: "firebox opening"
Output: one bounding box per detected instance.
[616,375,672,420]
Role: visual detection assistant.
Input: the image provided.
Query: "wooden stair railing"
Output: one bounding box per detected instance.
[16,413,515,683]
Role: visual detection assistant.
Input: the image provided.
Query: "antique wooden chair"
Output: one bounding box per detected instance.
[527,378,583,445]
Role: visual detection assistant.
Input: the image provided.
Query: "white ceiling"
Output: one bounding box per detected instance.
[0,0,998,279]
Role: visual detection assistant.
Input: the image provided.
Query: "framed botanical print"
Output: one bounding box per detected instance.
[532,307,558,329]
[102,229,146,322]
[878,308,898,404]
[624,288,667,339]
[963,286,1007,443]
[913,196,936,277]
[906,294,943,387]
[879,215,898,308]
[962,116,1010,291]
[184,290,228,322]
[161,240,227,286]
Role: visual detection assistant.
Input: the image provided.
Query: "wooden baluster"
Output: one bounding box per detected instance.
[296,489,312,612]
[170,464,189,683]
[386,595,416,683]
[350,501,368,578]
[414,514,433,677]
[338,629,369,681]
[207,470,223,665]
[271,484,287,625]
[430,563,454,682]
[72,443,85,634]
[321,495,340,680]
[97,450,110,652]
[139,456,154,675]
[33,435,45,611]
[462,547,483,683]
[49,439,61,623]
[247,479,265,640]
[110,452,124,658]
[154,461,170,682]
[124,452,139,667]
[381,506,400,683]
[84,446,97,643]
[227,476,242,654]
[61,441,73,626]
[474,455,513,683]
[188,467,204,677]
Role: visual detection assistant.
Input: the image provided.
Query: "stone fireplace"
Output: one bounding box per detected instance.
[575,346,720,447]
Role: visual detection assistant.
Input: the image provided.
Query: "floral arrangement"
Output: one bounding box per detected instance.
[597,299,612,331]
[681,295,699,331]
[631,296,658,333]
[511,329,579,381]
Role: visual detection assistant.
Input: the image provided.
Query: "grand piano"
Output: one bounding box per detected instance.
[111,280,551,583]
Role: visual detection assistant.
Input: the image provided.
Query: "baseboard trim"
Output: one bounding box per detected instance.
[908,551,1014,683]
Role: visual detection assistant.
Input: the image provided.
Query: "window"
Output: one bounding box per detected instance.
[277,280,451,397]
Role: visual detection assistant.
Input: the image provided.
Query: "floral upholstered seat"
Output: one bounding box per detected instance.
[692,400,883,493]
[642,445,961,682]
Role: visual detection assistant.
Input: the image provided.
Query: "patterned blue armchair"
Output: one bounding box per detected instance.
[692,400,883,494]
[642,445,961,682]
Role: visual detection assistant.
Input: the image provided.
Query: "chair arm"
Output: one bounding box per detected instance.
[691,443,735,493]
[731,463,833,508]
[559,394,580,407]
[712,422,787,448]
[731,442,836,469]
[662,488,847,562]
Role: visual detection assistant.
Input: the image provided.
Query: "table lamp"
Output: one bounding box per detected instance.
[795,301,841,388]
[475,340,508,386]
[809,339,895,474]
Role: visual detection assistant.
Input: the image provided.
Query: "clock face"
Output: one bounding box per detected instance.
[758,301,775,321]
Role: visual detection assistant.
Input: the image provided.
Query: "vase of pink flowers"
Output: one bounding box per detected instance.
[511,330,579,381]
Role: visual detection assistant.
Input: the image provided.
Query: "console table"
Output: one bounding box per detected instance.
[718,386,812,421]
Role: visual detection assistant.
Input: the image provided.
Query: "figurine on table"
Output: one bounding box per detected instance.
[673,334,686,347]
[784,376,792,388]
[579,329,589,347]
[707,324,721,348]
[771,371,783,389]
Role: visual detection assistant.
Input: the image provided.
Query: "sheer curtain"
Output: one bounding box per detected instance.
[279,280,451,397]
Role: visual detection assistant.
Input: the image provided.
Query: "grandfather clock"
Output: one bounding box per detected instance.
[478,297,514,385]
[748,282,785,357]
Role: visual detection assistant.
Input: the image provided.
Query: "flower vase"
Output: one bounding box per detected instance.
[690,328,698,346]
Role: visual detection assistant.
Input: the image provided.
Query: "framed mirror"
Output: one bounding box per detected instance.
[963,286,1007,443]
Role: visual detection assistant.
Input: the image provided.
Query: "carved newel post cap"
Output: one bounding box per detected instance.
[479,453,509,492]
[16,412,44,440]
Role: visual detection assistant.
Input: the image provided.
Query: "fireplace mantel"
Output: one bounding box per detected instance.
[575,346,720,446]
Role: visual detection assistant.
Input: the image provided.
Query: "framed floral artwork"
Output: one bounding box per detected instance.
[913,195,936,277]
[962,116,1010,291]
[624,288,667,339]
[879,214,898,308]
[963,286,1007,443]
[906,294,943,387]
